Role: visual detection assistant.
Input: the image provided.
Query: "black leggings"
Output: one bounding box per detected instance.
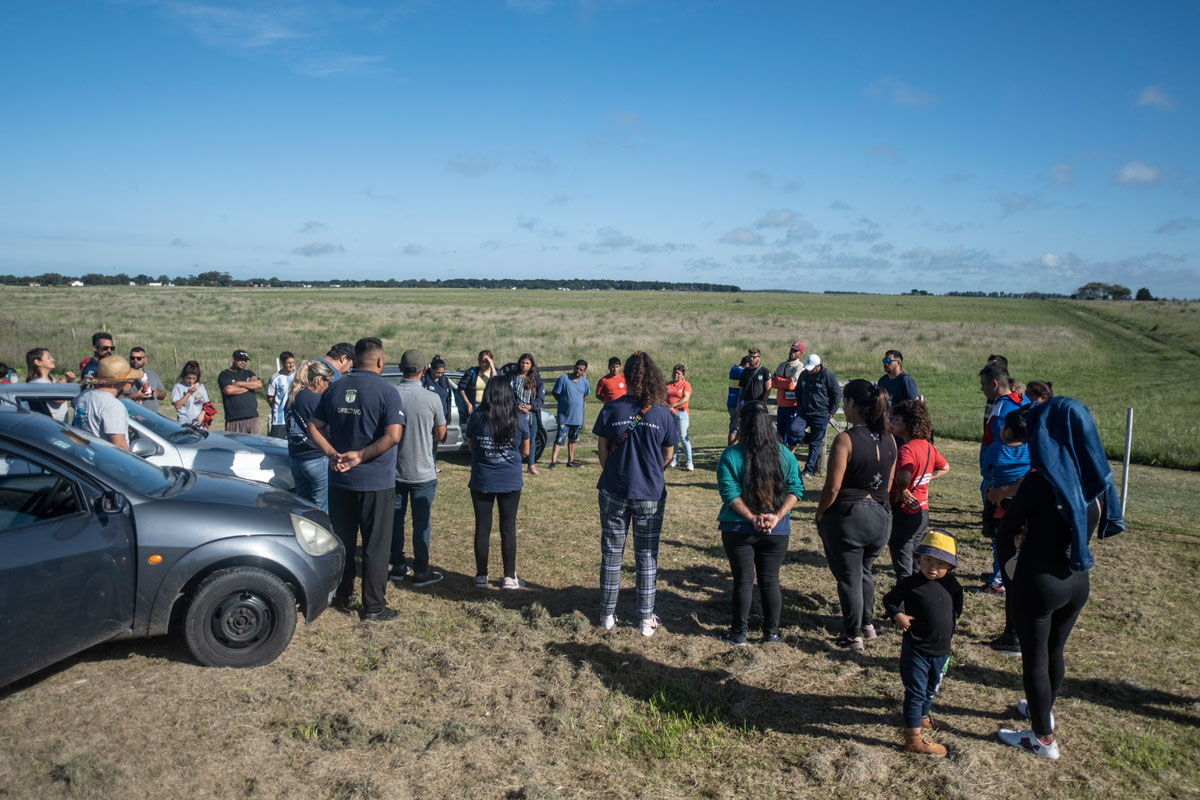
[721,531,789,637]
[1011,568,1090,737]
[472,489,521,578]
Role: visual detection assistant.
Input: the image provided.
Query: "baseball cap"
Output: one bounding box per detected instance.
[790,341,805,353]
[400,349,427,370]
[803,354,821,371]
[232,349,250,361]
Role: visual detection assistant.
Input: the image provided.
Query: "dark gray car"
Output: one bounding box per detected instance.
[0,406,344,688]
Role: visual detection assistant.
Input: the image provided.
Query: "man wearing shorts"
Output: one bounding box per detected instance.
[550,360,589,468]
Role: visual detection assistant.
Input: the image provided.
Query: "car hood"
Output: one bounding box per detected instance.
[170,470,309,512]
[214,432,290,453]
[180,431,292,488]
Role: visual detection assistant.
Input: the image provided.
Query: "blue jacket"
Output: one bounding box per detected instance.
[1027,397,1126,572]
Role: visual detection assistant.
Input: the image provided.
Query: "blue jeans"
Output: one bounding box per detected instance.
[776,406,799,445]
[555,423,580,446]
[525,410,540,467]
[791,412,829,474]
[672,410,693,465]
[899,638,950,728]
[390,479,437,575]
[290,456,329,513]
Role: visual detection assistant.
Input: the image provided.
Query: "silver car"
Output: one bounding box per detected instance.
[0,405,343,687]
[0,383,294,489]
[379,367,558,460]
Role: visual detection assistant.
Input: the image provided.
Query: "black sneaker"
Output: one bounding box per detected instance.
[411,571,444,587]
[566,460,583,468]
[330,594,357,613]
[991,631,1022,656]
[547,462,558,470]
[363,607,399,622]
[389,565,409,583]
[759,633,781,644]
[721,631,748,647]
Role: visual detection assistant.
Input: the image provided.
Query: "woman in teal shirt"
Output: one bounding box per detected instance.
[716,401,804,645]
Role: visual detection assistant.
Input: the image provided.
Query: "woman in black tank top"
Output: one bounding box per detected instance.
[816,379,898,650]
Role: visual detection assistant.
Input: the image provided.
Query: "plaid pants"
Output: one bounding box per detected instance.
[598,489,665,618]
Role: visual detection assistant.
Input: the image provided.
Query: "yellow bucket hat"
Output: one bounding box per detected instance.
[914,529,957,567]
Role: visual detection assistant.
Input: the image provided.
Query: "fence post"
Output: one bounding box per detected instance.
[1121,407,1133,516]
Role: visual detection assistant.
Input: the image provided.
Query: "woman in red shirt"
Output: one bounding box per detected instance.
[888,399,950,580]
[666,364,693,471]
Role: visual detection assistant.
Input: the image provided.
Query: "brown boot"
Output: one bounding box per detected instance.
[904,728,947,757]
[922,714,950,732]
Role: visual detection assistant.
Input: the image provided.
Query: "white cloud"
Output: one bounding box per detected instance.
[171,237,188,247]
[1000,193,1041,214]
[516,215,565,238]
[755,209,799,228]
[719,228,764,246]
[866,76,937,107]
[401,244,424,256]
[1114,161,1162,185]
[785,221,819,242]
[447,156,498,177]
[1136,85,1178,110]
[1155,217,1200,235]
[299,220,327,233]
[1041,253,1062,268]
[292,242,345,257]
[578,226,691,254]
[1050,164,1074,186]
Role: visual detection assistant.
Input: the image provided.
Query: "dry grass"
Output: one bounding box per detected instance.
[1,434,1197,799]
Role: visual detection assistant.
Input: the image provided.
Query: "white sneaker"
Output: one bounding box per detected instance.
[501,576,526,590]
[998,728,1060,760]
[685,462,694,471]
[669,460,678,468]
[1017,698,1055,730]
[601,614,618,631]
[472,575,488,588]
[640,615,662,637]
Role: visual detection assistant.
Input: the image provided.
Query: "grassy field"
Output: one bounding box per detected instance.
[1,287,1197,467]
[0,426,1197,799]
[1,288,1198,798]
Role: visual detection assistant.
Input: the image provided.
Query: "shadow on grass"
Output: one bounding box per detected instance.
[549,639,900,748]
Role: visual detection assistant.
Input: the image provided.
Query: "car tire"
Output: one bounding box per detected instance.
[534,427,548,462]
[183,567,297,668]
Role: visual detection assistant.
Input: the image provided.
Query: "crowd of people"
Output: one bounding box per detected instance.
[4,333,1126,761]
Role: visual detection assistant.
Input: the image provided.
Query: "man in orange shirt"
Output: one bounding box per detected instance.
[596,357,626,404]
[770,341,805,447]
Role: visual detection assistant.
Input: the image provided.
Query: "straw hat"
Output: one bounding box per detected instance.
[90,355,144,386]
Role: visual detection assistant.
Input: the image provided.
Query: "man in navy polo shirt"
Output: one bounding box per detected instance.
[879,349,920,407]
[309,337,406,622]
[316,342,355,384]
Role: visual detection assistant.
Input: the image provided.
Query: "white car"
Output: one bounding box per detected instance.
[0,383,294,489]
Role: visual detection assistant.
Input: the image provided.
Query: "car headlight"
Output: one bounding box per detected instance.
[291,513,340,556]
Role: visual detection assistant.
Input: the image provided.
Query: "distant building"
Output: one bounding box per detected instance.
[68,280,84,287]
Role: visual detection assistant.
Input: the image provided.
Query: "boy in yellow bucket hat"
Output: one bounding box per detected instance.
[882,529,964,756]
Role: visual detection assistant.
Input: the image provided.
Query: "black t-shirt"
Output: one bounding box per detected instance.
[218,368,259,421]
[882,573,963,657]
[831,425,897,513]
[738,366,771,405]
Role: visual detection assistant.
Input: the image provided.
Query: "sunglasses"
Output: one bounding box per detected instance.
[98,345,114,352]
[882,358,896,365]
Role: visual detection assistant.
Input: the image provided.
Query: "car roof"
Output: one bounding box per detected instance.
[0,382,82,397]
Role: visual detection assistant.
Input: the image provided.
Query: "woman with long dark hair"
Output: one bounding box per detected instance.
[510,352,545,475]
[465,375,530,589]
[24,347,74,422]
[591,351,678,636]
[816,379,897,650]
[996,397,1123,760]
[170,361,211,428]
[716,401,805,645]
[888,399,950,580]
[286,359,334,512]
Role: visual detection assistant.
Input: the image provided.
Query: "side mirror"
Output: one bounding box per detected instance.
[130,438,159,458]
[98,491,128,514]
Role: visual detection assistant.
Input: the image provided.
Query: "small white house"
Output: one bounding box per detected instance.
[68,280,84,287]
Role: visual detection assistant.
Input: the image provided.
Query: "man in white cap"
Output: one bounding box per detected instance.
[73,355,143,450]
[793,353,841,478]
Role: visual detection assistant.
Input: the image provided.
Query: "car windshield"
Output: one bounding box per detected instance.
[18,413,176,495]
[121,398,203,443]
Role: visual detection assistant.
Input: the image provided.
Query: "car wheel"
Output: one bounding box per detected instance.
[534,427,548,461]
[183,567,297,668]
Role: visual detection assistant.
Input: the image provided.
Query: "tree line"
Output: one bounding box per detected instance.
[0,272,741,292]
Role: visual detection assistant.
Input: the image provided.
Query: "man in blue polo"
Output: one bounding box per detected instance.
[315,342,355,384]
[550,359,590,468]
[878,349,919,407]
[309,337,406,622]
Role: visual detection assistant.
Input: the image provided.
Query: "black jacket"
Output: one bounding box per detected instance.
[797,366,841,415]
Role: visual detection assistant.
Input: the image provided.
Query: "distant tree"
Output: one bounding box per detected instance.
[36,272,65,286]
[1136,287,1154,301]
[1110,284,1132,301]
[157,274,171,284]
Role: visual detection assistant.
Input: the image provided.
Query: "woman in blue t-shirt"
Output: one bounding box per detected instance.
[591,351,678,637]
[466,376,530,590]
[716,401,804,646]
[286,359,335,512]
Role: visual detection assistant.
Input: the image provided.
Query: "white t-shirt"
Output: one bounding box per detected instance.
[73,390,129,441]
[171,382,210,426]
[266,372,294,426]
[29,376,70,423]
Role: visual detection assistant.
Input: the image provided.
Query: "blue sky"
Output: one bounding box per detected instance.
[2,1,1198,296]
